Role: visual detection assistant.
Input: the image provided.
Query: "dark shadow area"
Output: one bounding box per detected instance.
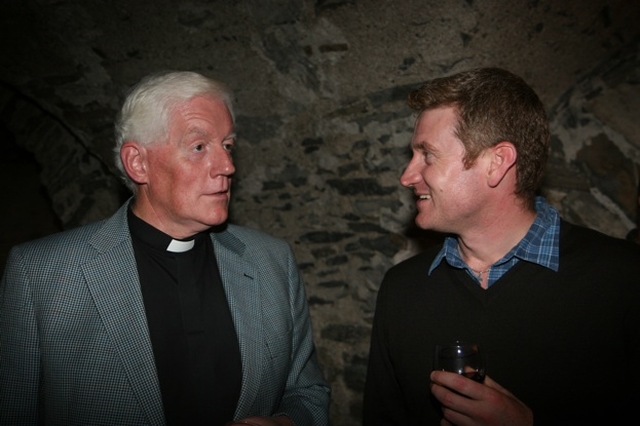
[404,222,446,251]
[0,124,63,276]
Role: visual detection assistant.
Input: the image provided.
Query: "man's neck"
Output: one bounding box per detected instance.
[131,195,195,240]
[456,197,537,273]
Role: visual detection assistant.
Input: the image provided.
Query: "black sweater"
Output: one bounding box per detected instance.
[363,221,640,425]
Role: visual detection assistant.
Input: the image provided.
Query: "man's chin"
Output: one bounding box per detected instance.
[414,216,431,230]
[204,212,229,228]
[414,217,442,232]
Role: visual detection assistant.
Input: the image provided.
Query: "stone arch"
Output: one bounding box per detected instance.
[0,82,127,230]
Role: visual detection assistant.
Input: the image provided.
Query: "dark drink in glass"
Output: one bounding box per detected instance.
[434,341,485,383]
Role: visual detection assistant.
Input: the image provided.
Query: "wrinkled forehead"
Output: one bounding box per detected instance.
[168,95,233,125]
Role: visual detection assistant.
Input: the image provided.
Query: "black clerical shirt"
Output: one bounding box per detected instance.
[128,209,242,425]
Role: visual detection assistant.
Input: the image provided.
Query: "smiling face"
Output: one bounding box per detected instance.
[129,95,236,238]
[400,106,488,234]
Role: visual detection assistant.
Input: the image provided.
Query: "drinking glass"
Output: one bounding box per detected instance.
[434,341,485,383]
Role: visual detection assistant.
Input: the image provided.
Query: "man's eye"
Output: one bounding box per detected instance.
[223,142,234,153]
[194,144,204,152]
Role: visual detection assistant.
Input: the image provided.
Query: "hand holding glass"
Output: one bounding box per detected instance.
[434,342,485,383]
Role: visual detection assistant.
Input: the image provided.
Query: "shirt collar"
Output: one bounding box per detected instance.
[428,196,560,275]
[127,207,206,254]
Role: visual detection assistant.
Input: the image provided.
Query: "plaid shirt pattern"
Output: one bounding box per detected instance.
[429,197,560,288]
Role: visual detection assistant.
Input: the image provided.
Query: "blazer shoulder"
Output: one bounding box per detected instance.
[222,224,291,252]
[8,203,130,267]
[12,221,104,257]
[225,223,285,241]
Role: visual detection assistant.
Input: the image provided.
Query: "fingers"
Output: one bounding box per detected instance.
[430,375,478,425]
[481,375,517,398]
[431,373,534,426]
[431,370,484,399]
[430,370,486,425]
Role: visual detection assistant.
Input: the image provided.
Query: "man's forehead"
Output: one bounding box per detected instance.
[183,125,236,136]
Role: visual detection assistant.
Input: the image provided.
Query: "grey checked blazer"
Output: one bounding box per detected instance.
[0,201,330,425]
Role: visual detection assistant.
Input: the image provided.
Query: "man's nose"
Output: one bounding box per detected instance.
[211,150,235,176]
[399,158,418,188]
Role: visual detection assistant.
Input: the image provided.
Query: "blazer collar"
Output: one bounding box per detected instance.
[210,226,264,418]
[83,199,165,425]
[86,201,265,420]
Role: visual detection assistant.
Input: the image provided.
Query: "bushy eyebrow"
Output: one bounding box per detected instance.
[185,128,236,142]
[411,140,433,152]
[183,127,208,139]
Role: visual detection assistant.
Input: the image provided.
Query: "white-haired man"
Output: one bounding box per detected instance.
[1,71,330,426]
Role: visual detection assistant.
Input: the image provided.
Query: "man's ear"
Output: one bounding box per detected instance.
[487,141,517,188]
[120,142,148,185]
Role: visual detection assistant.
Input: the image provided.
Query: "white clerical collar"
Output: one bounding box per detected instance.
[166,239,195,253]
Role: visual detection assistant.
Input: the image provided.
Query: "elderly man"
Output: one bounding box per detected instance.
[363,68,640,425]
[1,71,330,426]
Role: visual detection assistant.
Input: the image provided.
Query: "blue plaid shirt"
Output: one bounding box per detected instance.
[428,197,560,287]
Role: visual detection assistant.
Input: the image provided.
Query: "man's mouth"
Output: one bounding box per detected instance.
[418,194,432,200]
[207,190,229,197]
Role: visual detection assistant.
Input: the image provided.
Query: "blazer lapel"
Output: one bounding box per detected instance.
[82,202,165,426]
[212,228,263,418]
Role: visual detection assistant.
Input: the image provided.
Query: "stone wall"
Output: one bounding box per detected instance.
[1,1,640,424]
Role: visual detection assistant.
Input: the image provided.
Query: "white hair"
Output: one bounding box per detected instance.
[113,70,235,193]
